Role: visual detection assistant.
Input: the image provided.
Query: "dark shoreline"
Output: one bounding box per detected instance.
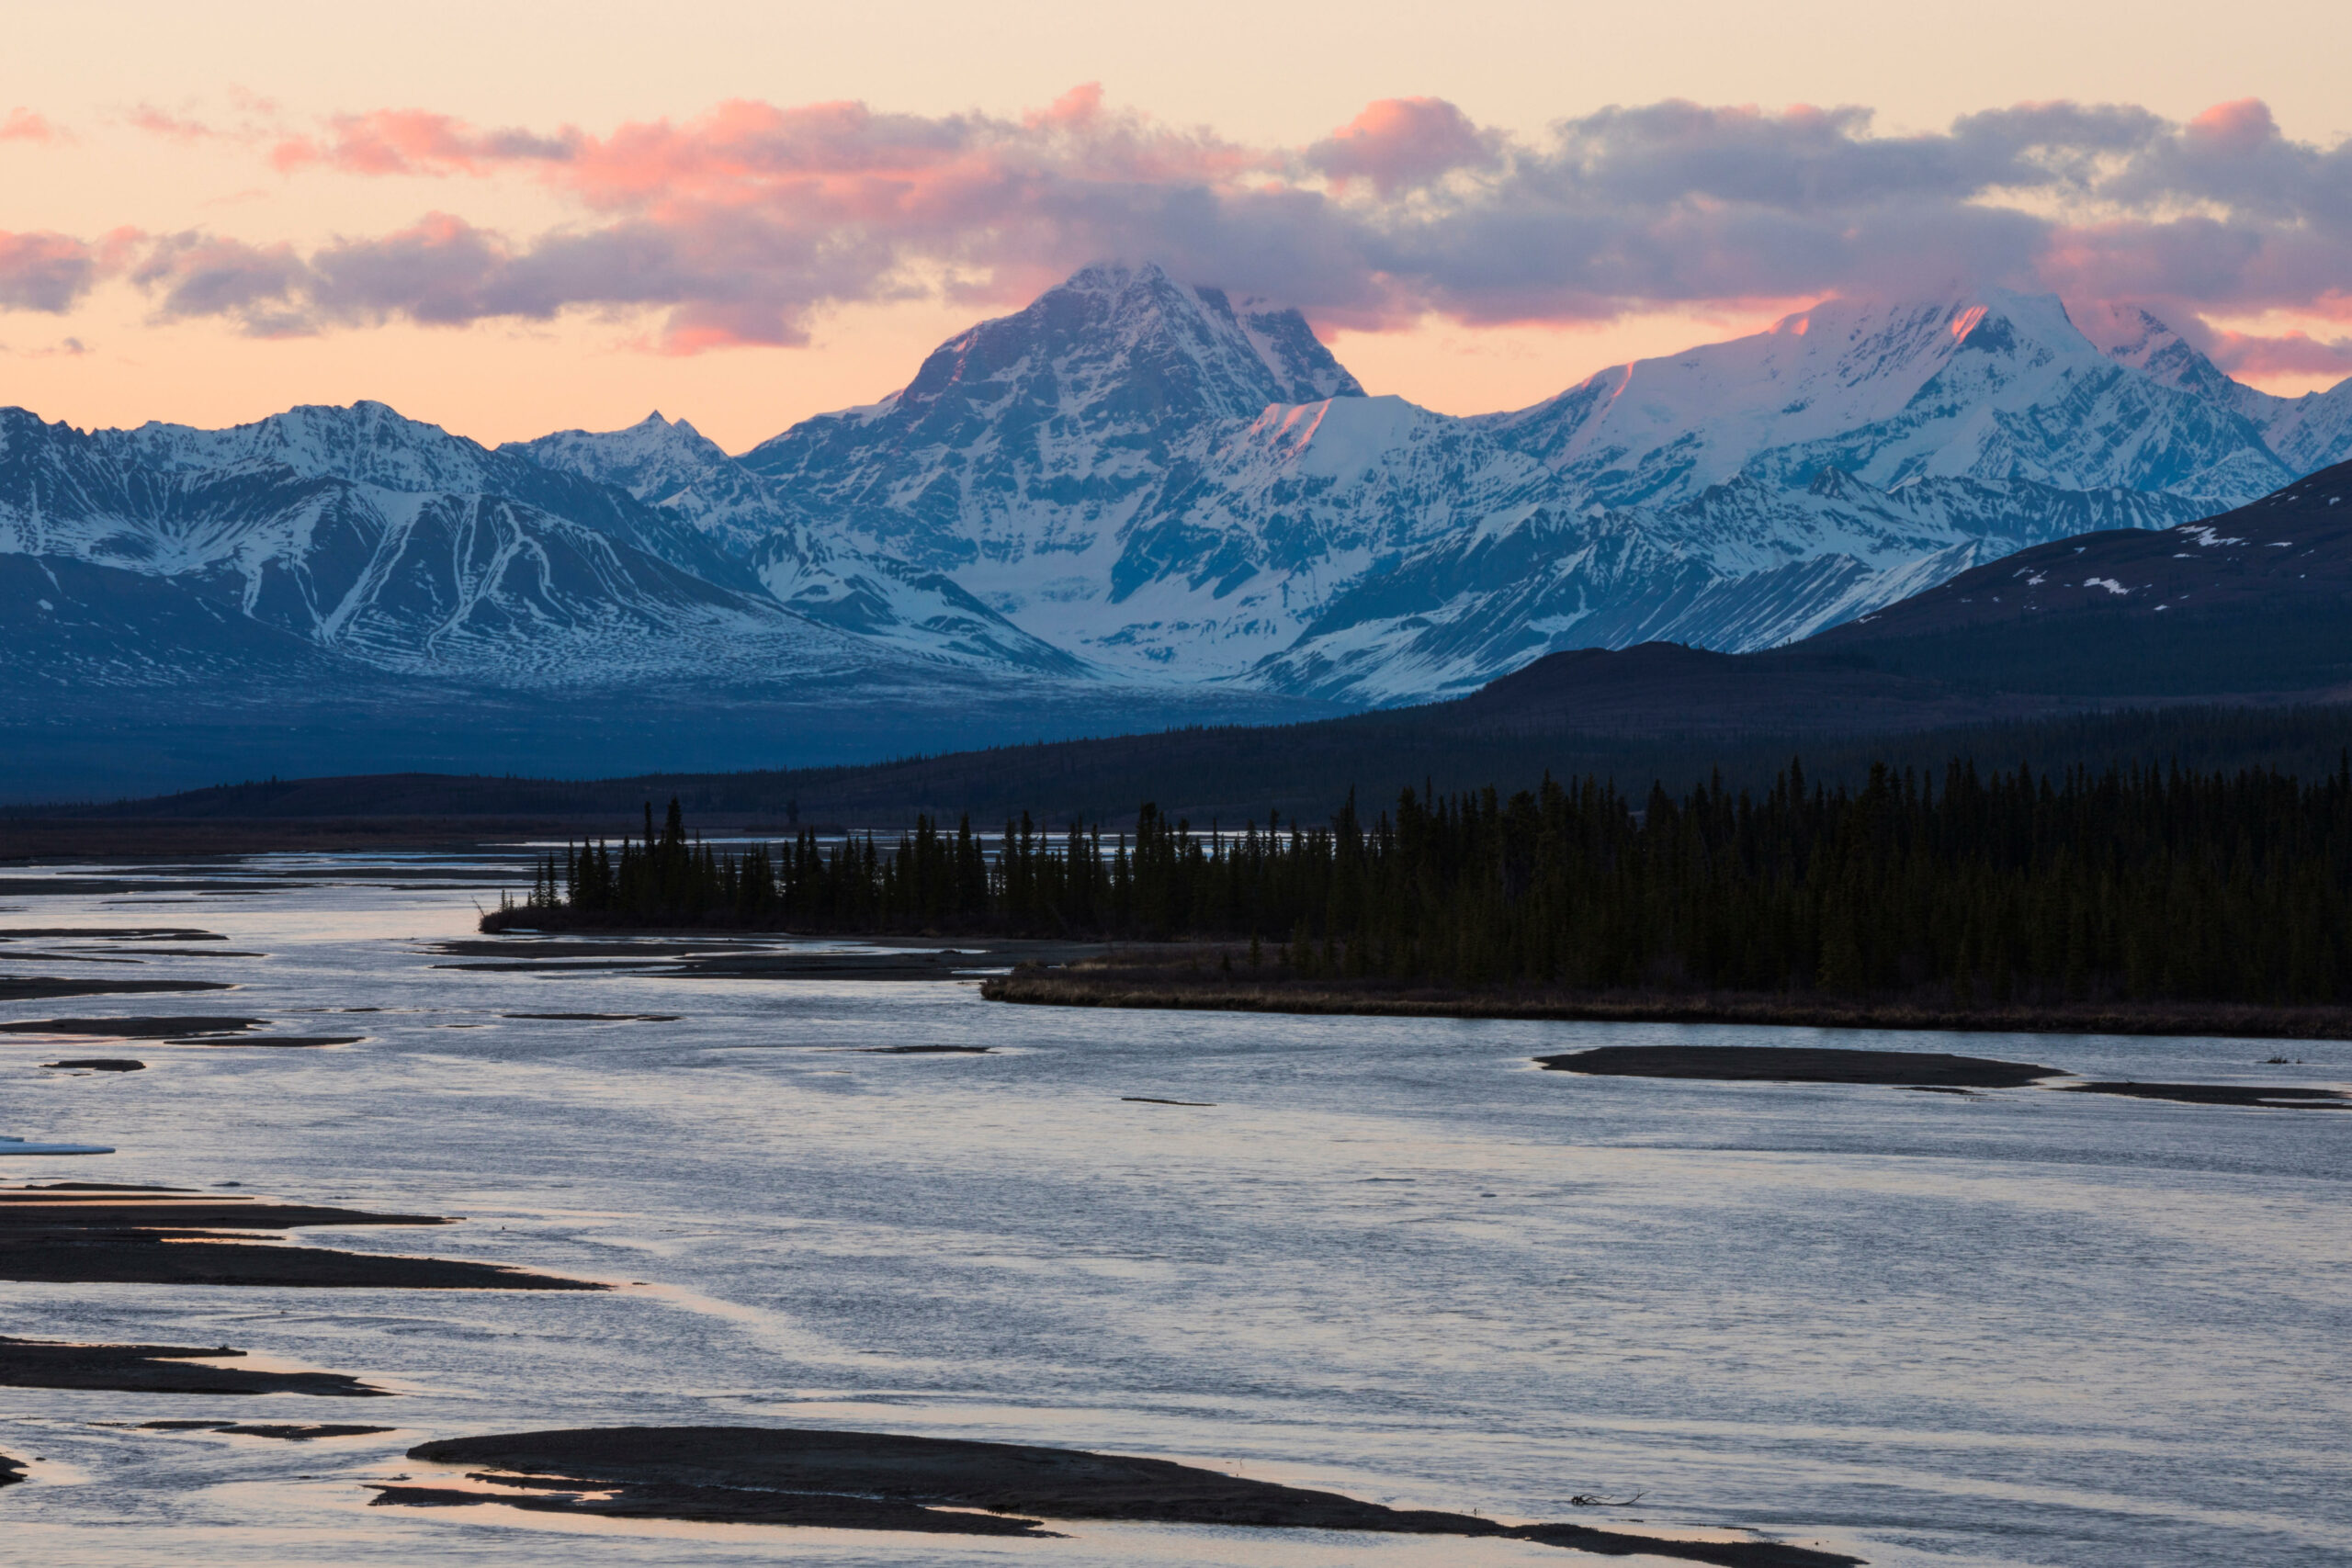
[981,964,2352,1041]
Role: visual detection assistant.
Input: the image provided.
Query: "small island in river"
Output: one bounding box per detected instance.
[483,764,2352,1040]
[378,1424,1862,1567]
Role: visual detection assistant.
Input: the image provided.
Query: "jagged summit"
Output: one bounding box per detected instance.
[2080,301,2250,412]
[946,259,1363,417]
[745,260,1359,475]
[509,412,760,536]
[735,260,1368,586]
[103,400,505,491]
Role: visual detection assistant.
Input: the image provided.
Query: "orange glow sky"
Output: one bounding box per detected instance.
[3,0,2348,451]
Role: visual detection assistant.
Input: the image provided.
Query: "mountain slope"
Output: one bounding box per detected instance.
[99,400,756,592]
[1807,457,2352,694]
[2087,303,2352,476]
[1485,291,2292,509]
[723,273,2323,697]
[1249,471,2213,701]
[738,261,1366,577]
[507,413,1085,673]
[0,406,891,690]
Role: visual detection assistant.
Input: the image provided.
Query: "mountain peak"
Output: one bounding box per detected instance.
[2074,298,2251,412]
[97,398,505,491]
[890,260,1363,426]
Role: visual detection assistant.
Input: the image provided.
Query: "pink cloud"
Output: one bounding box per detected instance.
[1307,97,1499,196]
[2204,326,2352,379]
[15,87,2336,381]
[128,106,229,144]
[131,231,311,332]
[2185,98,2278,155]
[0,108,64,144]
[0,231,102,312]
[272,109,578,176]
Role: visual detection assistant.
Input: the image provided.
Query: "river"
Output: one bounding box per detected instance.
[3,850,2346,1566]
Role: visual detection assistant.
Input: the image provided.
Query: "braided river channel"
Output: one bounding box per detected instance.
[1,849,2346,1566]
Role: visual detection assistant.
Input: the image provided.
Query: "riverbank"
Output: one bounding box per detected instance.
[980,951,2352,1040]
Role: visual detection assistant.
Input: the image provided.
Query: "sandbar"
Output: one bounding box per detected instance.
[138,1420,396,1439]
[1538,1045,2059,1089]
[3,1016,266,1036]
[0,1187,602,1291]
[0,1336,383,1396]
[392,1426,1860,1566]
[2059,1081,2349,1109]
[0,978,234,1001]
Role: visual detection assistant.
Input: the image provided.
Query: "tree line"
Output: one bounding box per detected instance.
[497,759,2352,1003]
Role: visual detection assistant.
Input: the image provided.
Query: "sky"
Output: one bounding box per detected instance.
[4,0,2349,452]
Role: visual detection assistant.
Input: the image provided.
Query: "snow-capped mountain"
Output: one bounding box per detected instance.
[507,413,1082,673]
[1251,471,2212,702]
[0,406,887,690]
[737,262,1369,610]
[721,268,2333,698]
[8,259,2350,767]
[95,400,755,592]
[2086,302,2352,478]
[1482,290,2294,508]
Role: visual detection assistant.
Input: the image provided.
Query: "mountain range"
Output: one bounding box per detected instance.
[4,260,2348,793]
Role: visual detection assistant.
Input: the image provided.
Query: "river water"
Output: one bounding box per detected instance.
[2,852,2347,1567]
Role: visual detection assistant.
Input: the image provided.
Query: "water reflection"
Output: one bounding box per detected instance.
[1,851,2346,1565]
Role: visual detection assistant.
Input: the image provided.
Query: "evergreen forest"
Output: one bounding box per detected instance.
[497,759,2352,1004]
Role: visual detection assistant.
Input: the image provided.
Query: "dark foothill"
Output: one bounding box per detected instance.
[1538,1045,2060,1089]
[0,979,236,1002]
[397,1427,1861,1566]
[0,1336,385,1396]
[2058,1081,2351,1109]
[44,1058,146,1071]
